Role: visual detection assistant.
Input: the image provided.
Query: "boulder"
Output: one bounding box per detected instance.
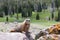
[0,32,28,40]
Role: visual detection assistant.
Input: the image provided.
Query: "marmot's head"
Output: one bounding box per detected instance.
[23,19,30,25]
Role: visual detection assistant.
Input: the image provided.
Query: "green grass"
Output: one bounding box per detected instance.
[0,10,59,25]
[0,17,6,22]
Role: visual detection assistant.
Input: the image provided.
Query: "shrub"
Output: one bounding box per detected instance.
[36,13,40,20]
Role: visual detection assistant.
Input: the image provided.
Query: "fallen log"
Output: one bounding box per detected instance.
[35,23,60,40]
[39,34,60,40]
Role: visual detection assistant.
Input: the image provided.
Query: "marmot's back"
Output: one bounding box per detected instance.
[10,23,24,33]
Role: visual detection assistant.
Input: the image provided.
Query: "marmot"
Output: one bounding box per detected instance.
[10,19,30,33]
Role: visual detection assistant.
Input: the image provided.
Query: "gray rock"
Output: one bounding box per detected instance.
[0,32,28,40]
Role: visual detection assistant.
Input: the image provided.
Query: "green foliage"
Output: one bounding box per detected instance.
[55,0,59,10]
[56,9,60,21]
[58,0,60,6]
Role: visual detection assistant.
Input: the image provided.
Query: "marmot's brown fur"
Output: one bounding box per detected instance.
[10,19,30,33]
